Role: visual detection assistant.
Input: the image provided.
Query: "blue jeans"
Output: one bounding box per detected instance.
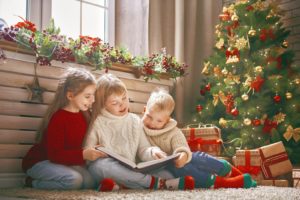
[168,151,225,188]
[27,160,95,190]
[88,157,174,189]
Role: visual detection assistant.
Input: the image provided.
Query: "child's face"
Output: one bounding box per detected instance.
[66,84,96,112]
[105,91,129,116]
[142,107,170,130]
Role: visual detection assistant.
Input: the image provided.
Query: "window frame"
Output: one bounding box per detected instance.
[27,0,115,44]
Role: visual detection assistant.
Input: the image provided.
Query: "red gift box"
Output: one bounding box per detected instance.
[258,141,293,179]
[182,124,222,156]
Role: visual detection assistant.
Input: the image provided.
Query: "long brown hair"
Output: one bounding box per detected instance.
[89,73,127,127]
[36,67,96,142]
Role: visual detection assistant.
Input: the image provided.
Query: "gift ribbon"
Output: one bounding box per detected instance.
[258,149,289,179]
[236,150,261,175]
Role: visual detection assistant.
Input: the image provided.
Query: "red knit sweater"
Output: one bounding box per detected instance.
[22,109,88,172]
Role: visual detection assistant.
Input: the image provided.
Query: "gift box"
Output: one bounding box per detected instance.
[260,179,289,187]
[181,124,222,156]
[233,149,263,183]
[258,141,293,179]
[293,169,300,188]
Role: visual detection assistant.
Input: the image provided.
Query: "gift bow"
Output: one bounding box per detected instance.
[283,125,300,142]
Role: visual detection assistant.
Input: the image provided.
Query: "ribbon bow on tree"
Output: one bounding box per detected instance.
[283,125,300,142]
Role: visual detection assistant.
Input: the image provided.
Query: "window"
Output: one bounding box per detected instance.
[0,0,114,44]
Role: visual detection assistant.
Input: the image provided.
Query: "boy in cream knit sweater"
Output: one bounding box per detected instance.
[142,88,257,189]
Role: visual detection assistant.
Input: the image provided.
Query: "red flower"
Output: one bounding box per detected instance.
[263,119,278,133]
[14,16,36,32]
[250,76,264,92]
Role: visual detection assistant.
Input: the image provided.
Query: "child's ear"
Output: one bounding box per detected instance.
[143,106,146,114]
[66,91,74,100]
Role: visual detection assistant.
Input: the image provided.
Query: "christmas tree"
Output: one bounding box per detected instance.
[193,0,300,164]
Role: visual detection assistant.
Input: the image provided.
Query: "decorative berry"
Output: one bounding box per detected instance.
[273,95,281,103]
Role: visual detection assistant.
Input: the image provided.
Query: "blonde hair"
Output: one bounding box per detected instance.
[89,73,127,126]
[36,67,96,142]
[146,88,175,115]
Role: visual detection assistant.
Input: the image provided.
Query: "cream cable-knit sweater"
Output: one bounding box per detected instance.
[143,119,192,165]
[84,109,156,163]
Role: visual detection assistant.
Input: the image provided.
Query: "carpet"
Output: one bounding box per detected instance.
[0,187,300,200]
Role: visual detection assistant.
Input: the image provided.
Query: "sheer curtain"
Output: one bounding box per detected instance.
[115,0,222,125]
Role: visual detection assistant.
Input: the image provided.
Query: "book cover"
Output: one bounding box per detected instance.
[95,146,179,173]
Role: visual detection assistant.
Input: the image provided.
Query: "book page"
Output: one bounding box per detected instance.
[136,154,179,169]
[95,147,136,168]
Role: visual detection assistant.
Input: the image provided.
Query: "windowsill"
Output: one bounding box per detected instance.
[0,40,171,80]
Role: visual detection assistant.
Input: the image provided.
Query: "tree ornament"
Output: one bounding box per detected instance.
[248,28,256,37]
[205,83,211,91]
[273,112,286,124]
[252,119,261,126]
[216,38,225,49]
[231,108,239,116]
[281,40,288,48]
[286,92,292,99]
[231,13,239,21]
[201,61,210,75]
[294,78,300,85]
[196,104,203,113]
[273,94,281,103]
[219,117,227,128]
[250,76,265,92]
[222,68,228,75]
[241,93,249,101]
[219,12,231,21]
[254,66,263,73]
[283,125,300,142]
[235,37,248,50]
[200,89,206,96]
[244,118,251,126]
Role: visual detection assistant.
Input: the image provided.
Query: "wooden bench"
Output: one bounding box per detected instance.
[0,50,174,188]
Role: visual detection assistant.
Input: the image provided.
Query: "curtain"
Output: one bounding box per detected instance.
[115,0,222,125]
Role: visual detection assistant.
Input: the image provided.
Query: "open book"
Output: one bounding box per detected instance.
[95,146,179,173]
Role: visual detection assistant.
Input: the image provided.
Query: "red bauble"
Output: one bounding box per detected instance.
[200,89,206,96]
[196,105,203,112]
[231,108,239,116]
[273,95,281,103]
[252,119,261,126]
[205,84,211,91]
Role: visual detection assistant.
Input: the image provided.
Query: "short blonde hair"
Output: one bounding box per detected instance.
[146,88,175,115]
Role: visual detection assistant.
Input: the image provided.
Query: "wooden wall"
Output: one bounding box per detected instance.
[222,0,300,66]
[0,50,174,188]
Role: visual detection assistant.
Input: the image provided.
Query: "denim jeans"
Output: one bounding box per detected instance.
[88,157,174,189]
[168,151,224,188]
[27,160,95,190]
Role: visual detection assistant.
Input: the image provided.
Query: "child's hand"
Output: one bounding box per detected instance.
[174,152,188,168]
[83,147,107,161]
[152,148,167,159]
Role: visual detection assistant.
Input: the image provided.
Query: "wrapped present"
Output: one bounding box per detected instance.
[233,149,263,183]
[182,124,222,156]
[260,179,289,187]
[259,141,293,179]
[293,169,300,188]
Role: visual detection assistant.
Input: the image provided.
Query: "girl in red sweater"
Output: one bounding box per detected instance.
[22,67,103,190]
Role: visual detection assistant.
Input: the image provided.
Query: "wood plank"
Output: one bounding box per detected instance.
[0,71,59,91]
[0,115,41,130]
[0,130,36,144]
[0,85,55,104]
[0,101,48,117]
[129,102,145,114]
[0,173,26,188]
[127,90,150,103]
[0,144,32,158]
[0,159,22,173]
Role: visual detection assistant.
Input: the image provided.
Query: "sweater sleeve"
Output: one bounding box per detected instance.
[83,121,101,149]
[171,128,193,164]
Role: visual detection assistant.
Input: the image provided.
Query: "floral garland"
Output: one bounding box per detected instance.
[0,18,187,80]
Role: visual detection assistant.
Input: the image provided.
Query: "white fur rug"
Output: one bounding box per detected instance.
[0,187,300,200]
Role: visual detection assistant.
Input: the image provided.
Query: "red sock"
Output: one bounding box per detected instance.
[213,175,244,189]
[228,165,243,177]
[98,178,120,192]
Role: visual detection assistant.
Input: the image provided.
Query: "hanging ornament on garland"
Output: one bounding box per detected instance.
[205,83,211,91]
[231,108,239,116]
[294,78,300,85]
[254,66,263,73]
[273,94,281,103]
[231,13,239,21]
[250,76,265,92]
[244,118,252,126]
[241,93,249,101]
[286,92,292,99]
[252,119,261,126]
[219,117,228,128]
[248,28,256,37]
[196,105,203,113]
[222,68,229,75]
[281,40,288,48]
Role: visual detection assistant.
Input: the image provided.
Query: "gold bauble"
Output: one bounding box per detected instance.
[244,118,252,126]
[222,69,228,75]
[286,92,292,99]
[248,29,256,37]
[282,40,288,48]
[254,66,263,73]
[231,14,239,21]
[295,79,300,85]
[242,93,249,101]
